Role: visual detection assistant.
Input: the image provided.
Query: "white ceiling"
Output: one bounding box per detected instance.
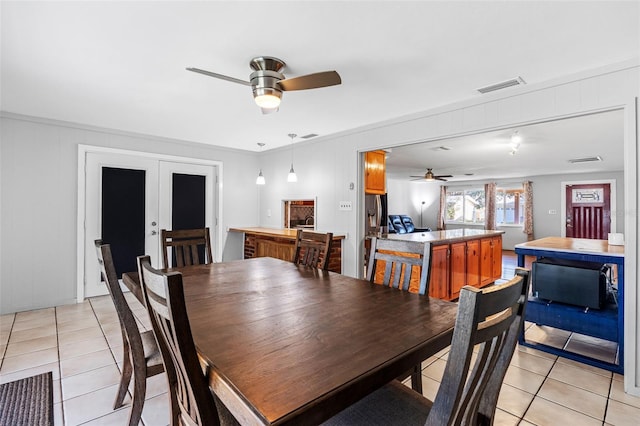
[1,1,638,178]
[385,109,625,182]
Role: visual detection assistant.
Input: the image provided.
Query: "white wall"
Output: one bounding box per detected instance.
[0,115,260,314]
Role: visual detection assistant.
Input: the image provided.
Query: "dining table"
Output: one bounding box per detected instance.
[122,256,457,425]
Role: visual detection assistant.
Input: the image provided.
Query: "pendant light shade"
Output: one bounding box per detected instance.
[256,142,266,185]
[287,133,297,183]
[287,165,297,182]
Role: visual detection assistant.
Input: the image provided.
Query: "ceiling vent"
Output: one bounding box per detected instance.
[568,156,603,164]
[476,77,526,94]
[300,133,318,139]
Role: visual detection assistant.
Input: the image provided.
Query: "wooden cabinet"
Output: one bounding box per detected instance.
[466,239,481,288]
[429,244,449,299]
[449,242,467,299]
[364,150,386,194]
[491,236,502,280]
[480,237,503,287]
[428,235,502,300]
[480,238,493,286]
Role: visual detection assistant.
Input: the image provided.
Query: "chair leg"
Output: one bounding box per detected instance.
[411,364,423,394]
[114,344,133,409]
[127,370,146,426]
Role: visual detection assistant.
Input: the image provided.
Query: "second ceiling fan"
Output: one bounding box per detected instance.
[187,56,341,114]
[410,168,452,182]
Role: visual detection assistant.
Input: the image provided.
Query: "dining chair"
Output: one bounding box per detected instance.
[323,268,531,426]
[292,229,333,270]
[94,240,167,426]
[161,228,213,268]
[137,255,238,426]
[367,237,432,295]
[366,237,432,393]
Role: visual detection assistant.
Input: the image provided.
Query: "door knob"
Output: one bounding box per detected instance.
[151,221,157,226]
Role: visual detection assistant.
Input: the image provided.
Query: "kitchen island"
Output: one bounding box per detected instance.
[376,229,504,300]
[229,227,344,273]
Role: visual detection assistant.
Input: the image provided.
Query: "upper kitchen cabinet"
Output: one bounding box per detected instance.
[364,150,386,194]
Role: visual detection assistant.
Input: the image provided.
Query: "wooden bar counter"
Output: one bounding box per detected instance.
[229,227,344,273]
[377,229,504,300]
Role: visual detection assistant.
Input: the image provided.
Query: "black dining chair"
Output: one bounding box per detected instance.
[292,229,333,270]
[323,268,531,426]
[94,240,168,426]
[137,255,239,426]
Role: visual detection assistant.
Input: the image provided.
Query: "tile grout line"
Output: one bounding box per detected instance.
[54,306,66,426]
[0,314,16,372]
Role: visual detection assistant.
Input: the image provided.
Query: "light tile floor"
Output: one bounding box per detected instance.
[2,293,640,425]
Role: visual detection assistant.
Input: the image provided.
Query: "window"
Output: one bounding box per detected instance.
[445,188,485,224]
[496,188,525,225]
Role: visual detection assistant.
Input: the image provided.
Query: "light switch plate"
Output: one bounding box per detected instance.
[339,201,352,211]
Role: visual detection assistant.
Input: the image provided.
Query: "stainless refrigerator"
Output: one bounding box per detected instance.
[365,193,388,236]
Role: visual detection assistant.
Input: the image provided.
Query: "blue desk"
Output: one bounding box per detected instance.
[515,237,624,374]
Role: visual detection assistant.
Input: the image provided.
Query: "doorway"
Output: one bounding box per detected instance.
[80,147,219,299]
[561,179,616,238]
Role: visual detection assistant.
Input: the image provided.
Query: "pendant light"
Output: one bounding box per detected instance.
[287,133,297,182]
[256,142,266,185]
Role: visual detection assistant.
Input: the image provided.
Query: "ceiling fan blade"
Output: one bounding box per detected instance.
[410,175,426,178]
[186,67,251,86]
[436,177,448,181]
[435,175,453,178]
[278,71,341,91]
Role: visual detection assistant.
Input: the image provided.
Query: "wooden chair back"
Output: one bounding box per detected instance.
[94,240,165,426]
[292,230,333,270]
[161,228,213,268]
[366,237,432,295]
[425,269,531,426]
[137,255,221,426]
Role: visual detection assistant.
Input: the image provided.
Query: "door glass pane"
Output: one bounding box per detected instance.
[171,173,206,265]
[102,167,145,278]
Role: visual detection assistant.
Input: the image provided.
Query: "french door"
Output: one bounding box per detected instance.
[84,152,216,298]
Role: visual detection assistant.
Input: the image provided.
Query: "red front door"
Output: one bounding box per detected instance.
[565,183,611,239]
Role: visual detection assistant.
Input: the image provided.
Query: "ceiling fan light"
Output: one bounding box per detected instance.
[253,87,282,109]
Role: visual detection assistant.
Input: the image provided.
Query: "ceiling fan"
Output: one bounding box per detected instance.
[410,168,453,182]
[186,56,341,114]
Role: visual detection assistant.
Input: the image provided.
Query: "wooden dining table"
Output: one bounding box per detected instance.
[122,257,457,425]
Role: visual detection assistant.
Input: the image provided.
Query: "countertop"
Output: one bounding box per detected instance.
[383,228,504,245]
[229,227,345,240]
[515,236,624,257]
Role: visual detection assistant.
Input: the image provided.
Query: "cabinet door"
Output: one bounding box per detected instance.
[450,242,466,299]
[429,245,450,299]
[256,239,295,262]
[364,150,386,195]
[491,236,503,281]
[480,238,493,286]
[466,239,481,288]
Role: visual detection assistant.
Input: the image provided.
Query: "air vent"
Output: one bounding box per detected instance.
[476,77,526,94]
[300,133,318,139]
[568,156,603,164]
